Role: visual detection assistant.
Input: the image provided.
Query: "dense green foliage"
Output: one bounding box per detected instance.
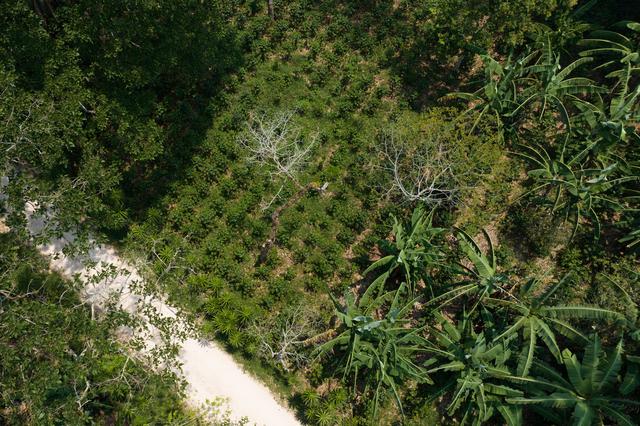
[0,0,239,234]
[0,233,188,424]
[1,0,639,424]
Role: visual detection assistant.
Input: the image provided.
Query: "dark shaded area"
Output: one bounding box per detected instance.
[579,0,640,27]
[1,1,244,237]
[265,0,639,110]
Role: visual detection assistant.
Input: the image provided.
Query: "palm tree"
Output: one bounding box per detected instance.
[314,282,431,418]
[489,274,625,376]
[423,312,523,425]
[364,206,446,295]
[506,335,640,425]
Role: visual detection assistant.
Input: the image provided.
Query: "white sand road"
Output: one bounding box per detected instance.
[21,202,302,426]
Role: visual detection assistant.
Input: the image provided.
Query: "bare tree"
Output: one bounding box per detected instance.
[251,304,320,372]
[379,128,460,205]
[238,109,316,190]
[238,110,320,264]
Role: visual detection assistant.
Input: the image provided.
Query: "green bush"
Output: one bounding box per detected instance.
[0,238,187,425]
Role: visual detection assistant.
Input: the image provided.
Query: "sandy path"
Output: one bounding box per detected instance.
[25,203,302,426]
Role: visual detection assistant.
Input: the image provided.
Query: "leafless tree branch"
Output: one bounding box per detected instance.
[251,304,320,372]
[379,128,460,205]
[237,110,317,189]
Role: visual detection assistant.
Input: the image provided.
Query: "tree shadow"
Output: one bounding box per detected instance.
[277,0,478,111]
[4,1,247,239]
[44,1,248,233]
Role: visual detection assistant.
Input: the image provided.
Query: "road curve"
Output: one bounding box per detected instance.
[26,202,302,426]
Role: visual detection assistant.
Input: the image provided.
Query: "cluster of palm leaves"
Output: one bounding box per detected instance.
[315,281,431,418]
[363,206,446,295]
[315,208,639,424]
[504,336,640,426]
[455,24,639,242]
[313,21,639,426]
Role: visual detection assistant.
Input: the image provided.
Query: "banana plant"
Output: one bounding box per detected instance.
[517,36,605,130]
[517,143,638,238]
[574,66,640,152]
[580,21,640,82]
[449,53,534,131]
[423,312,523,426]
[364,206,446,295]
[429,228,511,313]
[489,274,625,376]
[314,282,431,418]
[620,226,640,248]
[506,335,640,425]
[619,173,640,248]
[598,67,640,145]
[452,38,603,134]
[606,274,640,340]
[578,21,640,147]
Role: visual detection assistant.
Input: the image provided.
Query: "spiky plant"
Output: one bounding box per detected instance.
[489,274,625,376]
[424,312,523,426]
[314,282,431,418]
[516,36,605,130]
[364,206,446,295]
[517,143,638,238]
[506,335,640,425]
[430,228,511,313]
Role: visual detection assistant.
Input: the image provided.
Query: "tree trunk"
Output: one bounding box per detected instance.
[257,183,310,265]
[267,0,274,20]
